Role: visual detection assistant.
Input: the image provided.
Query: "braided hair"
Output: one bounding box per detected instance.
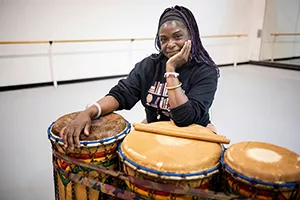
[154,5,219,75]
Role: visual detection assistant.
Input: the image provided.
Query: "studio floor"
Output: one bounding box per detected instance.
[0,64,300,200]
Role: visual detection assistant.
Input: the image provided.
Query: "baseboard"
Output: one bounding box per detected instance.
[0,62,250,92]
[0,74,128,92]
[249,60,300,71]
[0,58,298,92]
[262,56,300,62]
[218,61,250,67]
[0,82,54,92]
[58,74,128,85]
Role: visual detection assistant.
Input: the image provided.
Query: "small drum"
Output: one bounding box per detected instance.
[48,112,130,200]
[221,141,300,199]
[118,121,223,200]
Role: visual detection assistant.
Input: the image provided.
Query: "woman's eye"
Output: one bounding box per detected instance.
[175,35,182,39]
[160,38,167,43]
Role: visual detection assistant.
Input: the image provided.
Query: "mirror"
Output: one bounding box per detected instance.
[258,0,300,70]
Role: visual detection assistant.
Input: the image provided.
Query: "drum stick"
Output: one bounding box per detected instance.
[132,123,230,144]
[154,123,226,138]
[133,122,226,139]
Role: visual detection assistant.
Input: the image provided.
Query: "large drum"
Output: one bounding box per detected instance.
[221,141,300,200]
[118,121,223,200]
[48,112,130,200]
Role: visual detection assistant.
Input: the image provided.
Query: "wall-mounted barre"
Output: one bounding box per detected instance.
[0,34,248,45]
[0,34,248,88]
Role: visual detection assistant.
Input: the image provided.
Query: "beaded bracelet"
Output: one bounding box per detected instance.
[164,72,179,78]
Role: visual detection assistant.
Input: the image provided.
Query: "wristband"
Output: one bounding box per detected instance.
[86,102,101,119]
[93,102,101,119]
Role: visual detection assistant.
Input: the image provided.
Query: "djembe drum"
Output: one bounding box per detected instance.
[48,112,131,200]
[118,121,223,200]
[221,141,300,200]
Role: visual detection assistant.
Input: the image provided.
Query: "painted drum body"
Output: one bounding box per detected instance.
[48,112,130,200]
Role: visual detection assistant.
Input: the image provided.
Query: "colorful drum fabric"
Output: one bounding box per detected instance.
[118,121,223,200]
[48,112,131,200]
[221,141,300,200]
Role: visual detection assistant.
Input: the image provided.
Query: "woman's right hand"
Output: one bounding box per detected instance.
[166,40,191,70]
[60,111,92,150]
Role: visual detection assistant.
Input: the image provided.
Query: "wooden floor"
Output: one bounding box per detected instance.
[0,64,300,200]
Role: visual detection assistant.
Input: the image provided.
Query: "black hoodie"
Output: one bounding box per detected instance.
[107,54,218,127]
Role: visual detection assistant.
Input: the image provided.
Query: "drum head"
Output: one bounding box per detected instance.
[51,112,127,140]
[224,142,300,182]
[121,121,222,174]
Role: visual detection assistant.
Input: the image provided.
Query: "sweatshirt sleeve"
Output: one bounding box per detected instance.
[170,66,218,126]
[107,58,152,110]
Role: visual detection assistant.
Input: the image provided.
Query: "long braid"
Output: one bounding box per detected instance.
[154,6,219,76]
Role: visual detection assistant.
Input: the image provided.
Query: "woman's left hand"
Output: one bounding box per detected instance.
[166,40,191,70]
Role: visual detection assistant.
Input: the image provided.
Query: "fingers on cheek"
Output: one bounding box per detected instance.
[185,42,190,53]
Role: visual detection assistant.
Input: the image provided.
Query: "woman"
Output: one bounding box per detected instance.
[60,5,219,150]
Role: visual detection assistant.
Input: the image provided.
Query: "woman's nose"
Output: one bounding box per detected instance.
[167,39,176,49]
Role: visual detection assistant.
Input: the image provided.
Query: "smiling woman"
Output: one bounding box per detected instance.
[59,5,219,150]
[158,20,190,58]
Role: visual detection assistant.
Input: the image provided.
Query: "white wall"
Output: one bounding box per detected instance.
[295,4,300,58]
[0,0,266,87]
[248,0,267,60]
[260,0,300,60]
